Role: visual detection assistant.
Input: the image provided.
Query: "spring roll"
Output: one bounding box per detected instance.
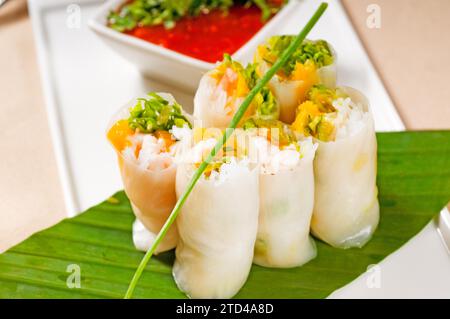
[107,92,191,253]
[173,136,259,298]
[255,36,336,123]
[243,119,317,267]
[194,54,279,129]
[247,124,318,267]
[291,85,379,248]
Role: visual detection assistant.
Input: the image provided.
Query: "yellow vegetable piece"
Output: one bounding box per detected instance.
[107,119,134,152]
[291,101,321,136]
[308,85,338,112]
[316,119,335,142]
[255,44,272,65]
[291,60,318,81]
[290,60,320,103]
[291,100,335,141]
[235,72,249,97]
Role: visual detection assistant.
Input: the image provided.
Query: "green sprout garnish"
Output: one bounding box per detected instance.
[262,36,333,77]
[128,92,191,133]
[244,62,279,120]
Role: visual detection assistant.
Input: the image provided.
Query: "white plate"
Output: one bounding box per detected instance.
[28,0,450,297]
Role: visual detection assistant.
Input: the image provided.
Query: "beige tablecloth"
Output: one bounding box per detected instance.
[0,0,449,252]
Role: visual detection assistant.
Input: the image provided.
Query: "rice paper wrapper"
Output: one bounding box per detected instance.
[311,87,379,249]
[254,156,317,268]
[118,154,178,253]
[173,163,259,299]
[107,93,181,254]
[317,61,336,88]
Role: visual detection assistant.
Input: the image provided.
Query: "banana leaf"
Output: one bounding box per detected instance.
[0,131,449,298]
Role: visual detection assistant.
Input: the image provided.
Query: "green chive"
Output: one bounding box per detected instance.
[124,2,329,299]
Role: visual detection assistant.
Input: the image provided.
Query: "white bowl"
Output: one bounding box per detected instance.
[89,0,300,92]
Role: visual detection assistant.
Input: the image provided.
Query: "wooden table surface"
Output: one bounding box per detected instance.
[0,0,449,252]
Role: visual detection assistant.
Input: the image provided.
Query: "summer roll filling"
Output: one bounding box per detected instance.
[244,120,317,267]
[193,54,279,129]
[291,85,379,249]
[107,92,191,254]
[254,36,336,123]
[173,133,259,299]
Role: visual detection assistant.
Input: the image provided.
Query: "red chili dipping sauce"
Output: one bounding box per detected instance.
[125,5,271,63]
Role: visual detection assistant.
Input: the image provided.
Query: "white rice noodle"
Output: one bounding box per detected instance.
[173,157,259,298]
[193,68,245,129]
[325,93,368,140]
[251,137,318,267]
[311,87,379,249]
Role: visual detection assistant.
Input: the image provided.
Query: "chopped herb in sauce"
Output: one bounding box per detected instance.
[108,0,284,32]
